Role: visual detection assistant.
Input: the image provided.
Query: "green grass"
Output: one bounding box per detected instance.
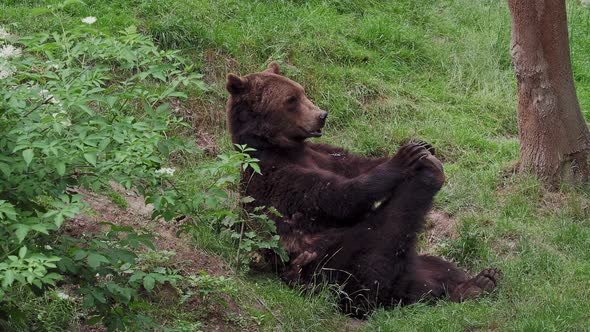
[3,0,590,330]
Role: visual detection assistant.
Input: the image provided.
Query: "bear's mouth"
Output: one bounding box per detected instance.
[308,129,322,137]
[300,127,322,137]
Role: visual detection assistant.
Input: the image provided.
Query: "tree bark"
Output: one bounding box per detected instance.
[509,0,590,188]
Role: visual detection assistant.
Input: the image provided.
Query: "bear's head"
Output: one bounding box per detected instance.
[226,62,328,149]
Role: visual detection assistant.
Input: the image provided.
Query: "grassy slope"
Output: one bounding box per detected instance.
[2,0,590,330]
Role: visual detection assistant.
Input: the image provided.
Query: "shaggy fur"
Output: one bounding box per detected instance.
[226,62,498,316]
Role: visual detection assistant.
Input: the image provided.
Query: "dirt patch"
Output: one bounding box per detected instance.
[418,209,457,255]
[540,191,568,214]
[425,210,457,245]
[342,318,365,331]
[65,183,231,277]
[202,48,240,85]
[432,36,449,45]
[492,235,519,257]
[169,98,222,156]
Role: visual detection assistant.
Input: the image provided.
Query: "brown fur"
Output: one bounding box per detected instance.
[226,63,498,317]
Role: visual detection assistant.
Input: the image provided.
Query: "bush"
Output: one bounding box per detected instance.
[0,2,288,329]
[0,2,205,329]
[160,144,289,269]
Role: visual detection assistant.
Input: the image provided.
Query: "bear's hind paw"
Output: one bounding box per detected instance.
[449,268,499,302]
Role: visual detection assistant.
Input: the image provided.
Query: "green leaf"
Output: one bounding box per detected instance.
[56,162,66,176]
[137,237,156,251]
[87,253,109,268]
[150,273,166,283]
[43,273,62,282]
[54,214,64,227]
[22,149,34,166]
[87,316,102,325]
[18,246,27,259]
[143,275,155,291]
[92,289,107,304]
[113,133,125,143]
[129,272,145,283]
[240,196,255,204]
[0,202,17,220]
[15,225,30,243]
[83,294,94,308]
[250,163,261,174]
[31,224,50,235]
[205,196,219,209]
[2,270,14,288]
[31,7,52,16]
[73,250,87,261]
[156,102,170,113]
[157,141,169,155]
[166,91,188,98]
[0,163,11,177]
[32,280,42,289]
[83,152,97,166]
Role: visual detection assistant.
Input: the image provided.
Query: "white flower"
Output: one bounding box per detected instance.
[51,109,67,121]
[60,118,72,127]
[40,89,59,104]
[81,16,97,24]
[0,63,14,79]
[0,44,22,58]
[56,291,70,300]
[155,167,176,176]
[0,27,10,39]
[40,89,51,98]
[46,61,60,70]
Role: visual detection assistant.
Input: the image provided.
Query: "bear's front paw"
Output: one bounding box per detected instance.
[390,141,433,175]
[280,250,317,284]
[415,154,445,189]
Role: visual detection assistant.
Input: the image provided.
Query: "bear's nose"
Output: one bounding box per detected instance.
[319,111,328,120]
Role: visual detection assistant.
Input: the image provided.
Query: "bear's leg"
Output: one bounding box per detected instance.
[370,154,445,246]
[310,154,448,313]
[294,153,497,313]
[408,255,470,301]
[406,255,499,304]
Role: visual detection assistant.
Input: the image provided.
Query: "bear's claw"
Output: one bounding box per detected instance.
[393,142,432,171]
[412,140,436,156]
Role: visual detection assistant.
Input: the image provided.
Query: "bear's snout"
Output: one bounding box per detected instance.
[319,111,328,120]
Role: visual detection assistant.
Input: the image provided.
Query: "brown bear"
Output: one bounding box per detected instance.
[226,62,498,317]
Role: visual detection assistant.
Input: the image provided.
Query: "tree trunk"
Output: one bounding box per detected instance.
[508,0,590,188]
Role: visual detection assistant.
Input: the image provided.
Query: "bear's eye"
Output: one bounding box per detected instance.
[286,96,298,105]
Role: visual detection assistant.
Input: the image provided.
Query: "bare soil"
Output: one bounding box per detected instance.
[422,209,457,251]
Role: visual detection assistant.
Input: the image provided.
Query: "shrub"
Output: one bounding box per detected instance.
[0,2,205,329]
[0,2,288,329]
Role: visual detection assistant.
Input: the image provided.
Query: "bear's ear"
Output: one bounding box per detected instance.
[226,73,248,95]
[264,61,281,75]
